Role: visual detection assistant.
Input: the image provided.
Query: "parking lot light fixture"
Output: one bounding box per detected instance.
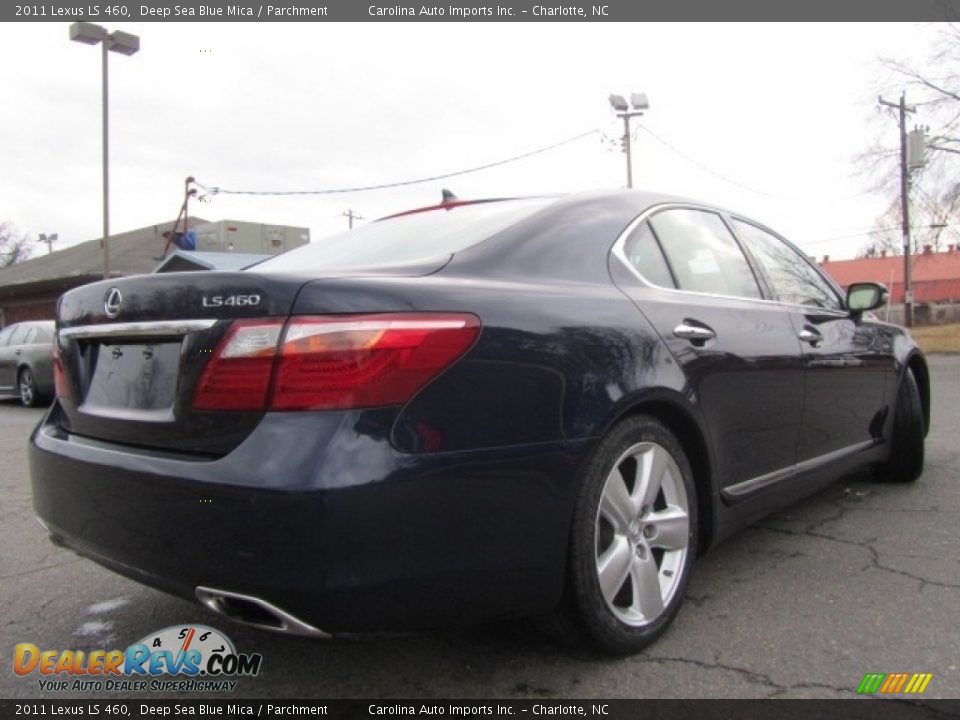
[38,233,58,254]
[69,22,140,280]
[609,91,650,189]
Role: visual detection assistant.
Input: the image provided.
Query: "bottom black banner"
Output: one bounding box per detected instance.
[2,700,960,720]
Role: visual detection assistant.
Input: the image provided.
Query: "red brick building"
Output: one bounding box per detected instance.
[819,246,960,303]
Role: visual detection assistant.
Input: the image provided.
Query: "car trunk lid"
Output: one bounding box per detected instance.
[54,271,305,456]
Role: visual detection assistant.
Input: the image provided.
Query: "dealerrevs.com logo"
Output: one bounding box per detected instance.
[13,625,262,693]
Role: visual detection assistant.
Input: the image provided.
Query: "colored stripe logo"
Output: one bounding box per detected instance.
[857,673,933,694]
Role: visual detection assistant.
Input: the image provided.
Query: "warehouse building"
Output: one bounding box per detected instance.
[0,218,309,326]
[820,245,960,325]
[819,245,960,303]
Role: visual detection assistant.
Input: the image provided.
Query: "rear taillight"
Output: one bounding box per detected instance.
[192,313,480,412]
[193,320,282,411]
[272,313,480,410]
[52,347,70,400]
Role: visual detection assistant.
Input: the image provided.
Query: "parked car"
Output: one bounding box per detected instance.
[0,320,55,407]
[30,192,928,653]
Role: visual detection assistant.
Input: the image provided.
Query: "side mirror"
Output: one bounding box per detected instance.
[847,282,887,314]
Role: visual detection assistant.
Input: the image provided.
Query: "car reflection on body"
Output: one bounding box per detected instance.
[0,320,55,407]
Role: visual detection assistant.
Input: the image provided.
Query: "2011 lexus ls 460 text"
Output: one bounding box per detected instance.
[29,191,929,653]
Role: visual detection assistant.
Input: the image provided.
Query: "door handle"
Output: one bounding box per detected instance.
[798,328,823,347]
[673,323,716,342]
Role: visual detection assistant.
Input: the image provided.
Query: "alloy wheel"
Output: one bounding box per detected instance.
[594,441,690,626]
[19,370,34,406]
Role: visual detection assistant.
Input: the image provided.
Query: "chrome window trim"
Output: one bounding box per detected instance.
[59,319,218,340]
[611,202,849,317]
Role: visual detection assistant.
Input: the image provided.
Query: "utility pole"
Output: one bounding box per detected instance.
[879,93,917,327]
[343,209,363,229]
[183,176,197,236]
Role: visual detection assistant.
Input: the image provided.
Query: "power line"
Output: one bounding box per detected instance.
[197,129,600,197]
[637,125,781,198]
[637,125,874,203]
[802,222,960,246]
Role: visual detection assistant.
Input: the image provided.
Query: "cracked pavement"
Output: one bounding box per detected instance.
[1,355,957,699]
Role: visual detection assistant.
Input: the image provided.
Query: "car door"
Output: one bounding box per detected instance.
[0,324,23,391]
[612,206,806,497]
[730,218,892,462]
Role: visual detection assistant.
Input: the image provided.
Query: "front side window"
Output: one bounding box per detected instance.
[648,209,762,299]
[732,219,842,310]
[0,327,13,347]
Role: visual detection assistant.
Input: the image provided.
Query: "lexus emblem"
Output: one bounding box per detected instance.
[104,288,123,318]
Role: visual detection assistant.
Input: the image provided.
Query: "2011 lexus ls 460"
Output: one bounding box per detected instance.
[30,191,929,653]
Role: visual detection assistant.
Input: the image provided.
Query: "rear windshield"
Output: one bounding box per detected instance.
[254,199,552,274]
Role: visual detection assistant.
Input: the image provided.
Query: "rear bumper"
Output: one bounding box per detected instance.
[30,404,588,632]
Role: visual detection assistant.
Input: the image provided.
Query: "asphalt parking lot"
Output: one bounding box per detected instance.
[2,355,958,700]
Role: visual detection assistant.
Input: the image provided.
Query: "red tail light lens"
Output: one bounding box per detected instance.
[192,313,480,412]
[271,313,480,410]
[193,319,283,411]
[52,347,70,400]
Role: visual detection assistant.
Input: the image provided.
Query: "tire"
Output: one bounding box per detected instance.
[540,415,697,654]
[875,369,924,484]
[18,367,41,408]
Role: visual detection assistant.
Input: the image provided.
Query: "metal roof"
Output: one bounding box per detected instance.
[0,217,208,299]
[821,250,960,285]
[153,251,270,273]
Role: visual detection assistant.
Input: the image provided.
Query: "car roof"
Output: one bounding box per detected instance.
[4,320,54,330]
[376,196,554,222]
[440,189,745,285]
[378,189,726,222]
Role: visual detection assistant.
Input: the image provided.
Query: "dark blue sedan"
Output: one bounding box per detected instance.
[30,191,928,652]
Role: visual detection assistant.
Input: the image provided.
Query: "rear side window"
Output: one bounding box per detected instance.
[649,209,762,299]
[8,325,29,346]
[255,199,552,274]
[622,222,676,288]
[23,328,37,344]
[732,219,842,310]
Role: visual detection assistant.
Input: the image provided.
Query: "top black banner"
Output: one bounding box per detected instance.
[6,0,960,21]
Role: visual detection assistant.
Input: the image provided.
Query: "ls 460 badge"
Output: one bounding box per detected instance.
[201,294,261,308]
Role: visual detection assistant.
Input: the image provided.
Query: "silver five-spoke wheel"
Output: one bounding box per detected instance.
[538,416,696,653]
[19,369,36,407]
[595,441,689,626]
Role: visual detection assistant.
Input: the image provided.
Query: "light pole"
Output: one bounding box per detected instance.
[609,92,649,189]
[38,233,58,254]
[69,22,140,280]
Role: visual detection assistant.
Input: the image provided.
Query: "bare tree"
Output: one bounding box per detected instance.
[856,198,900,257]
[0,223,35,269]
[857,24,960,255]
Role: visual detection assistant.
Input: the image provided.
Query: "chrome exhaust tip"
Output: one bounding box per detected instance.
[195,586,330,639]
